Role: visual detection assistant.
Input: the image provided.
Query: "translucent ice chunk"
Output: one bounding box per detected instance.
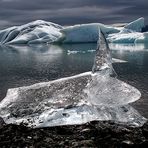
[0,29,146,127]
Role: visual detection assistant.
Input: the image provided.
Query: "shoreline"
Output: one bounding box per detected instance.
[0,120,148,147]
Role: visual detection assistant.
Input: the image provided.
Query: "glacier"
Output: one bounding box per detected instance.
[0,17,147,44]
[0,30,146,128]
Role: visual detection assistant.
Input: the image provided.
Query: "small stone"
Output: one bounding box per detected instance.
[121,140,134,147]
[81,128,91,133]
[27,136,32,139]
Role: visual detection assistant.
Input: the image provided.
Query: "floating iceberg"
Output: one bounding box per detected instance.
[61,23,119,43]
[0,20,63,44]
[124,17,144,32]
[108,31,148,43]
[0,30,146,127]
[107,18,148,43]
[0,17,147,44]
[61,17,146,43]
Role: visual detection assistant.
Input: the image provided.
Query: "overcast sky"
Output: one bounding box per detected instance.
[0,0,147,29]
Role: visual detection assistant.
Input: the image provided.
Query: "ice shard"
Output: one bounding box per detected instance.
[0,29,146,127]
[92,29,115,75]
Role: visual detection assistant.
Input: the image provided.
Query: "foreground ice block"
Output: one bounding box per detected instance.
[0,30,146,127]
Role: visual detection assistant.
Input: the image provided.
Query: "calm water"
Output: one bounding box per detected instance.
[0,43,148,118]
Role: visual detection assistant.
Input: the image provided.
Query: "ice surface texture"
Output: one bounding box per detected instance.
[124,17,144,32]
[61,23,119,43]
[107,18,148,43]
[0,20,63,44]
[0,30,146,127]
[0,17,147,44]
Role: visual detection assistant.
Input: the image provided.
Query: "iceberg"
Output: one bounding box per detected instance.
[135,32,148,43]
[0,30,146,127]
[61,17,146,43]
[0,17,147,44]
[0,20,63,44]
[61,23,119,43]
[124,17,144,32]
[108,31,148,43]
[107,18,148,43]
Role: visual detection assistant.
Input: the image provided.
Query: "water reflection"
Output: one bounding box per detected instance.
[109,43,148,51]
[0,44,96,101]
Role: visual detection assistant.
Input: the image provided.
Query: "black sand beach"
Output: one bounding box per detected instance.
[0,119,148,148]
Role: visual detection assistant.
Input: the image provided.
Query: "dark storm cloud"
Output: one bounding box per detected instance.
[0,0,147,29]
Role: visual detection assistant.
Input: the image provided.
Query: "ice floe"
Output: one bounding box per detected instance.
[0,30,146,127]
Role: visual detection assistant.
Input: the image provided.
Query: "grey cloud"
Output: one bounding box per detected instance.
[0,0,148,29]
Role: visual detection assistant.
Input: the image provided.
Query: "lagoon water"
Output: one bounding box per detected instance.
[0,43,148,118]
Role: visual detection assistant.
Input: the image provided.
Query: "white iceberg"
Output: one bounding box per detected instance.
[107,18,148,43]
[135,32,148,43]
[0,30,146,127]
[108,32,141,43]
[108,31,148,43]
[0,20,63,44]
[0,17,147,44]
[61,17,146,43]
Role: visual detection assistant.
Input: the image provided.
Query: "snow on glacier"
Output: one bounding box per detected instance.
[0,30,146,128]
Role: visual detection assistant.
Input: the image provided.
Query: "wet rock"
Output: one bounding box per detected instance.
[72,140,95,147]
[142,122,148,138]
[140,140,148,147]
